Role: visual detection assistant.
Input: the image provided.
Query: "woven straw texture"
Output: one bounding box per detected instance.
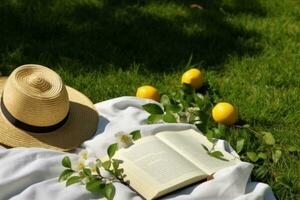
[0,65,99,151]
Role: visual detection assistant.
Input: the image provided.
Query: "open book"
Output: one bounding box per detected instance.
[114,129,240,200]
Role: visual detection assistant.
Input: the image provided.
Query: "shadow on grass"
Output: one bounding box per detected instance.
[0,0,264,74]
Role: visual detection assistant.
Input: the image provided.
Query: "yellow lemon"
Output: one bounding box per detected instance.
[212,102,238,125]
[181,68,203,89]
[136,85,160,102]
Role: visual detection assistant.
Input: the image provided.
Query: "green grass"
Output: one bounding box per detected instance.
[0,0,299,199]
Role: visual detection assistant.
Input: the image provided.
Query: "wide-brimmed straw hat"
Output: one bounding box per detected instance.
[0,64,99,151]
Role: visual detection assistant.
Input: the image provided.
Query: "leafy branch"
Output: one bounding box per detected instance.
[201,144,224,159]
[59,130,141,200]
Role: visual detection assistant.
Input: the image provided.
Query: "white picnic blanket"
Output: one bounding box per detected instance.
[0,97,276,200]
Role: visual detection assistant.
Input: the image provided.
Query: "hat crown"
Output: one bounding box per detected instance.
[28,74,52,92]
[2,65,69,127]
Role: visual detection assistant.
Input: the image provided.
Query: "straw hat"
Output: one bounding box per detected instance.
[0,64,99,151]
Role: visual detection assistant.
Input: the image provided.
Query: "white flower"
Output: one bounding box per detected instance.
[78,149,89,160]
[115,132,134,149]
[74,149,100,174]
[86,160,97,174]
[194,120,202,125]
[194,116,200,121]
[187,107,200,113]
[74,158,86,171]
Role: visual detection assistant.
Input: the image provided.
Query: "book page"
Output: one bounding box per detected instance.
[116,136,207,199]
[156,129,240,175]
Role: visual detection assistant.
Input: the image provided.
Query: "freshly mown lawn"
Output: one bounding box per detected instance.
[0,0,299,199]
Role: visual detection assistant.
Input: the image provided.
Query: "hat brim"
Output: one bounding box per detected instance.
[0,77,99,151]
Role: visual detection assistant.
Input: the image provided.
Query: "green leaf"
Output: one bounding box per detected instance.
[240,128,248,139]
[162,112,177,123]
[62,156,72,169]
[165,104,182,113]
[129,130,141,141]
[143,103,164,114]
[182,94,194,109]
[160,95,170,106]
[102,160,111,170]
[197,111,209,132]
[66,176,81,186]
[247,152,258,162]
[236,138,245,153]
[193,93,204,106]
[59,169,74,182]
[288,146,300,152]
[96,159,102,167]
[86,179,104,193]
[262,132,275,145]
[272,149,282,163]
[147,114,163,124]
[104,183,116,200]
[107,143,118,158]
[208,151,224,158]
[206,130,214,142]
[258,152,268,160]
[201,144,209,152]
[83,168,92,177]
[194,93,211,110]
[112,159,123,164]
[112,159,121,170]
[116,168,124,175]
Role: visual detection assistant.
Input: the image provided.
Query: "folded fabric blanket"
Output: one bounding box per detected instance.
[0,97,276,200]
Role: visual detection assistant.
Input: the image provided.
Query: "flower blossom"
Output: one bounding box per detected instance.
[115,132,134,149]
